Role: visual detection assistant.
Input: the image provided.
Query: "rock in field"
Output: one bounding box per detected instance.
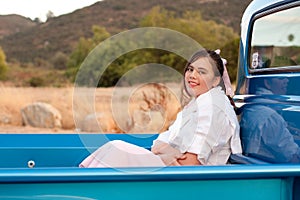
[21,102,62,128]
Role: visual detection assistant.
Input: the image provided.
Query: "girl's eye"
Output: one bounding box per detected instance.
[186,66,206,75]
[198,70,205,74]
[187,66,193,72]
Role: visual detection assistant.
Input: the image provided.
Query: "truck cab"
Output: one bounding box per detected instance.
[233,0,300,164]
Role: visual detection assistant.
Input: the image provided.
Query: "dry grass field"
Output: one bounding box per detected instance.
[0,83,182,134]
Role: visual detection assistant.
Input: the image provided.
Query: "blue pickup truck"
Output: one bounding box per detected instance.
[1,0,300,199]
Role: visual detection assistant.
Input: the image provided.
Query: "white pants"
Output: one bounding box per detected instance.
[79,140,166,168]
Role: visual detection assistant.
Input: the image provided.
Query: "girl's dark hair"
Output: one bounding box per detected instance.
[183,49,224,78]
[181,49,236,108]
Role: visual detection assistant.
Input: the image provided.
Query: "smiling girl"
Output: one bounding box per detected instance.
[79,49,242,168]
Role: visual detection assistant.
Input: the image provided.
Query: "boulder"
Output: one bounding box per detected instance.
[21,102,62,128]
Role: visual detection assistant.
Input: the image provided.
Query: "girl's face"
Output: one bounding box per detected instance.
[185,57,220,97]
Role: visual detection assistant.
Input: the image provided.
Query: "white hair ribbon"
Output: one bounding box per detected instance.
[215,49,234,97]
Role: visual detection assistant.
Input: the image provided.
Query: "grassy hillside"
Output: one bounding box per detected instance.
[0,14,36,39]
[0,0,251,63]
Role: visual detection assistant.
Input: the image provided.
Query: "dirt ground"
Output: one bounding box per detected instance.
[0,84,181,134]
[0,124,75,133]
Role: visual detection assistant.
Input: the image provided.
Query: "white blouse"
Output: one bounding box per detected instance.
[153,86,242,165]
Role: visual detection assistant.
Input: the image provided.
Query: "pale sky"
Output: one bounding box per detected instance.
[0,0,101,21]
[252,6,300,46]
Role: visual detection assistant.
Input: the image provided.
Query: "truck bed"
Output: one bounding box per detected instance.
[0,133,299,200]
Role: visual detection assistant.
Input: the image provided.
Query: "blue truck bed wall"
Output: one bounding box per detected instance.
[0,134,158,168]
[0,133,299,200]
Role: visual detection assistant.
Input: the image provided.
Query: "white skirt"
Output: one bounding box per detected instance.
[79,140,166,168]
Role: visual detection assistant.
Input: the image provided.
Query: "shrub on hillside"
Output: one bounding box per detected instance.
[29,77,45,87]
[0,47,8,80]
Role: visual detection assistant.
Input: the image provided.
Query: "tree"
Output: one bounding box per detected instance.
[0,47,8,80]
[33,17,42,24]
[96,7,239,87]
[140,7,238,50]
[69,8,239,87]
[220,38,240,83]
[140,7,239,82]
[66,25,110,81]
[288,34,294,42]
[46,10,55,21]
[51,52,69,70]
[91,26,111,45]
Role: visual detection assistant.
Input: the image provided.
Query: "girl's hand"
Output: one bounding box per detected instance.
[177,152,201,166]
[158,153,184,166]
[152,141,201,166]
[152,141,184,165]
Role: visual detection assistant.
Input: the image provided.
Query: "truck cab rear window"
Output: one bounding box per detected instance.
[249,6,300,73]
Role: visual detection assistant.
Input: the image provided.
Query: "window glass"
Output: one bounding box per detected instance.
[250,6,300,70]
